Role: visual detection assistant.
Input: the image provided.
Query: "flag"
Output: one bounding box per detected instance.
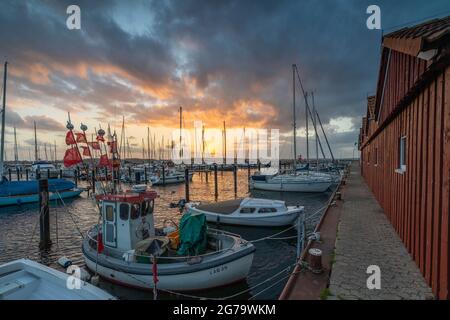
[98,154,111,167]
[81,146,91,157]
[89,141,101,150]
[65,131,76,145]
[75,132,87,143]
[97,233,104,254]
[107,140,117,153]
[63,147,82,167]
[96,135,105,142]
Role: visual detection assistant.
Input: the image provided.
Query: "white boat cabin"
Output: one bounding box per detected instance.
[96,191,157,252]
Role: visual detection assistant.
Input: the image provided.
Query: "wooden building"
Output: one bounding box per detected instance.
[359,15,450,299]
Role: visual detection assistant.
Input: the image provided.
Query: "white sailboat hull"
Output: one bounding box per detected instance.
[251,179,331,192]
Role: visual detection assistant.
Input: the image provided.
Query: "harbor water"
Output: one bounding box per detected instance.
[0,169,336,299]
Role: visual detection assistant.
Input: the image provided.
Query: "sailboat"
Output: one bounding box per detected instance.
[0,62,83,207]
[250,64,333,193]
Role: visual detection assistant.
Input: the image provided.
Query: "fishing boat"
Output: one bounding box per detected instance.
[0,179,83,207]
[82,190,255,291]
[0,259,115,300]
[186,198,304,227]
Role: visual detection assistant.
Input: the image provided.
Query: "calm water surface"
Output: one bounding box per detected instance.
[0,170,336,299]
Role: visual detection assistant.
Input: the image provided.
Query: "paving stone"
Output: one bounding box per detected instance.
[328,164,434,300]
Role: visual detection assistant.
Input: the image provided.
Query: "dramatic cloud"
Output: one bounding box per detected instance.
[1,0,449,158]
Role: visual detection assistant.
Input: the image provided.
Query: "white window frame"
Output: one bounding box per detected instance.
[395,136,407,174]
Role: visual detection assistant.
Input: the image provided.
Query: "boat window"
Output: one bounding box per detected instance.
[148,200,154,213]
[105,205,114,221]
[130,203,141,220]
[141,202,148,216]
[258,208,277,213]
[240,207,256,214]
[119,203,129,221]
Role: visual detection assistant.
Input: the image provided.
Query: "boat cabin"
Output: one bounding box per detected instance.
[96,191,158,252]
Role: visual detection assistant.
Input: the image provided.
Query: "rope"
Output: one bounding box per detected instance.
[55,190,84,239]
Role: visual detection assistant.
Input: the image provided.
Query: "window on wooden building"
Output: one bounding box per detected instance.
[396,136,406,173]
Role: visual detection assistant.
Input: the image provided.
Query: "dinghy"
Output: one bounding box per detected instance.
[186,198,304,227]
[250,172,332,192]
[0,259,115,300]
[82,190,255,291]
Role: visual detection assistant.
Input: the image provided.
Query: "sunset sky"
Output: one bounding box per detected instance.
[1,0,449,160]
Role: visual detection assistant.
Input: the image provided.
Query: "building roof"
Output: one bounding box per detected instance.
[367,95,376,120]
[383,15,450,57]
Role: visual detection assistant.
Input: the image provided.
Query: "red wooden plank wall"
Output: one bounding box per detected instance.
[361,65,450,299]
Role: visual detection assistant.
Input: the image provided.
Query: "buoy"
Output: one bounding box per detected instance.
[57,256,72,268]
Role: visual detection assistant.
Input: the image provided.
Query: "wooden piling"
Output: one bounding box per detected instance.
[214,164,218,200]
[185,168,190,203]
[8,168,11,181]
[38,179,51,249]
[16,167,20,181]
[26,168,29,181]
[91,169,96,194]
[233,164,237,197]
[162,166,166,185]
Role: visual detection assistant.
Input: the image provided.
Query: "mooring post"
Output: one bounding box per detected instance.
[162,166,166,185]
[74,169,78,187]
[214,164,218,201]
[233,164,237,197]
[205,167,209,183]
[36,168,41,180]
[91,169,96,194]
[59,169,63,179]
[47,169,50,179]
[26,168,29,181]
[184,168,190,203]
[258,160,261,172]
[128,166,132,182]
[39,179,51,250]
[8,168,11,181]
[16,167,20,181]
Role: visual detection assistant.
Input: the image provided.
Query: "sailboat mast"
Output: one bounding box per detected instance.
[34,121,38,161]
[292,64,297,166]
[13,126,18,165]
[202,125,205,164]
[147,127,150,161]
[223,121,227,164]
[0,62,7,181]
[179,106,183,159]
[312,92,318,170]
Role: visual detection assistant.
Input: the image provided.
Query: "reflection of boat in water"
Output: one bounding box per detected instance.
[0,259,115,300]
[82,190,255,291]
[186,198,303,227]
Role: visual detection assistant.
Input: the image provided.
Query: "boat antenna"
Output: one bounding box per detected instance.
[0,62,7,181]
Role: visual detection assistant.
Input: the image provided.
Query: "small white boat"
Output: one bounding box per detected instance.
[0,259,115,300]
[186,198,304,227]
[131,184,148,193]
[150,169,193,185]
[82,191,255,291]
[30,161,60,179]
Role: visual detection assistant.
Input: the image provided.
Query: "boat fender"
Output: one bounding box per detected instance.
[90,275,100,286]
[58,256,73,268]
[79,268,91,282]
